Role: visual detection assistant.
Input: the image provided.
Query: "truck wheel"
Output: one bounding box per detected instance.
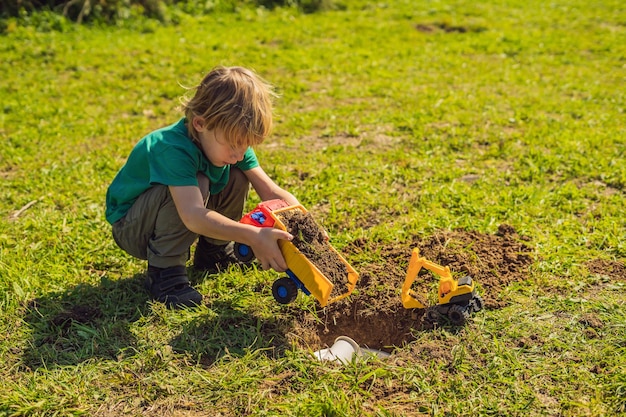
[470,295,484,313]
[447,304,469,326]
[272,277,298,304]
[233,242,255,262]
[424,307,441,324]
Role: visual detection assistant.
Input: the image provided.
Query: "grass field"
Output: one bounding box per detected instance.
[1,0,625,415]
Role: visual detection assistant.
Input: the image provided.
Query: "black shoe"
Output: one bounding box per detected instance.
[145,265,203,309]
[193,240,249,274]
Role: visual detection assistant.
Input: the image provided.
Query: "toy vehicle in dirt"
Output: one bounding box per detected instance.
[234,199,359,307]
[401,247,483,326]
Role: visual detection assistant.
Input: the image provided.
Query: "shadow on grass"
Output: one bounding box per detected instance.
[21,273,149,370]
[169,298,291,366]
[21,270,293,369]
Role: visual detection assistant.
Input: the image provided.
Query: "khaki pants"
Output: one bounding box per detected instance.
[112,168,249,268]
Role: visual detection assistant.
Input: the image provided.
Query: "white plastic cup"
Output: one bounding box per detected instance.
[317,336,361,364]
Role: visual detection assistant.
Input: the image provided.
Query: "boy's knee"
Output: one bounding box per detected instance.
[228,168,251,200]
[230,167,249,187]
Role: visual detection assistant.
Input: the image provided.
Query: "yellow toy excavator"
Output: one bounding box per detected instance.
[401,248,483,325]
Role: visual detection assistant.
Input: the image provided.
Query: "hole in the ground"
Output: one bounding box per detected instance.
[314,307,418,352]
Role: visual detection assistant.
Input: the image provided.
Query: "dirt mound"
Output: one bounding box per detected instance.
[586,258,626,281]
[287,224,535,352]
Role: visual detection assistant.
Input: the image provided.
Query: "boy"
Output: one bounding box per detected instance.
[105,66,300,309]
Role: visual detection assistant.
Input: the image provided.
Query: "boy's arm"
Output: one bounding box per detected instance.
[169,185,293,271]
[244,166,300,205]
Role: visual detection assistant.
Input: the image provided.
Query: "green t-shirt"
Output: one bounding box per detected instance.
[105,118,259,224]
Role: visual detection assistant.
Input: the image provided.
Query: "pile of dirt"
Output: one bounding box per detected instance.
[285,224,536,352]
[586,258,626,281]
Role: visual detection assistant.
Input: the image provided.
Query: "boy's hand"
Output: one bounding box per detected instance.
[250,228,293,272]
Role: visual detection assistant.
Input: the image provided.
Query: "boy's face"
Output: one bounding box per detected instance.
[193,118,248,167]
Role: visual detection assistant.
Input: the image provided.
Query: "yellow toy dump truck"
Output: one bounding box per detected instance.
[401,247,483,325]
[234,199,359,307]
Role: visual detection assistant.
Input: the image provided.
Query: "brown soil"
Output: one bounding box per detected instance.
[286,224,537,352]
[586,258,626,280]
[276,210,351,297]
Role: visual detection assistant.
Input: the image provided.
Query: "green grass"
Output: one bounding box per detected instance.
[1,0,625,415]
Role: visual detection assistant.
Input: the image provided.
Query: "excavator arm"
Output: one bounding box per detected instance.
[401,248,458,309]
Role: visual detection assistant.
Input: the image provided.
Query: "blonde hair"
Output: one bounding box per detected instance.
[181,66,276,148]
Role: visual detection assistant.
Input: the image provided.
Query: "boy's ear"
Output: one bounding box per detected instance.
[191,116,206,131]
